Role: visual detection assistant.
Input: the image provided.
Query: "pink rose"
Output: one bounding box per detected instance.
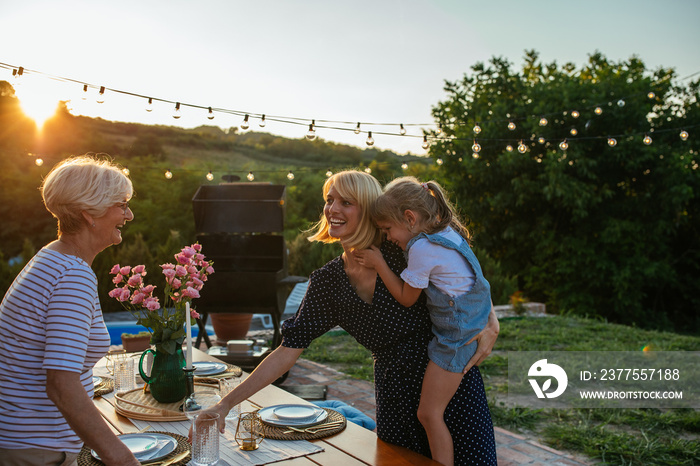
[119,266,131,276]
[108,288,121,299]
[206,266,215,274]
[161,263,175,270]
[181,246,196,258]
[163,268,176,281]
[175,265,188,277]
[193,243,202,252]
[144,297,160,311]
[187,266,198,275]
[131,291,145,305]
[181,286,200,299]
[110,264,121,274]
[191,277,204,289]
[176,253,190,265]
[190,308,201,319]
[132,265,146,274]
[171,278,182,290]
[127,274,142,287]
[112,274,123,284]
[142,284,155,295]
[195,254,204,262]
[119,287,131,302]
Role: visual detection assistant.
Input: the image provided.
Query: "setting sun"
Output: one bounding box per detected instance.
[17,87,60,129]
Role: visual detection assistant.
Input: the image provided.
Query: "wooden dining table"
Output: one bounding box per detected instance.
[92,348,438,465]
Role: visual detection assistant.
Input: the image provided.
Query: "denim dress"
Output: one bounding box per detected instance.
[405,231,492,373]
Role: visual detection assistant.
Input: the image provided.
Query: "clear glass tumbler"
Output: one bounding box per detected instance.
[192,412,220,466]
[219,378,241,421]
[114,356,135,393]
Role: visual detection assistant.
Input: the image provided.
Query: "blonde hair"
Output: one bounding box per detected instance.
[307,170,383,250]
[371,176,471,242]
[40,155,133,236]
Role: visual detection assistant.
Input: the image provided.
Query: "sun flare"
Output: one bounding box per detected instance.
[17,89,60,129]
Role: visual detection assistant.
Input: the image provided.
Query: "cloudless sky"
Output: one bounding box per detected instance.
[1,0,699,155]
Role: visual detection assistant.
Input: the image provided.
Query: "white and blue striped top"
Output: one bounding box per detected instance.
[0,248,110,453]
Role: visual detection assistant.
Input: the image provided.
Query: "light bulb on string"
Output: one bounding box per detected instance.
[81,84,89,100]
[643,134,652,145]
[11,67,23,88]
[607,138,617,147]
[571,110,580,118]
[399,124,406,136]
[422,136,430,150]
[559,140,569,151]
[247,171,255,181]
[473,123,482,134]
[354,122,361,134]
[207,107,215,120]
[436,124,443,135]
[364,167,372,174]
[165,169,173,179]
[518,141,527,153]
[401,163,408,170]
[680,130,689,141]
[172,102,181,119]
[506,145,513,152]
[594,107,603,115]
[436,158,443,165]
[472,152,479,159]
[35,158,43,166]
[539,117,548,126]
[287,171,295,180]
[306,121,317,141]
[538,137,545,144]
[259,114,266,128]
[326,169,333,177]
[240,114,250,130]
[617,99,625,107]
[570,128,578,136]
[206,171,214,181]
[508,121,516,131]
[122,167,130,176]
[647,92,656,99]
[472,140,481,153]
[366,131,374,146]
[96,86,106,104]
[145,98,153,112]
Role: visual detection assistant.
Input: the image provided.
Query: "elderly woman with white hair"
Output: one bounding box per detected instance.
[0,156,141,465]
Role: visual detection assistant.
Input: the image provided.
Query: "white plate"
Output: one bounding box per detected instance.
[193,361,228,376]
[273,404,320,421]
[258,404,328,427]
[91,433,177,462]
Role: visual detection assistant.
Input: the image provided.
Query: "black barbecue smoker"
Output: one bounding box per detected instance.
[191,181,305,372]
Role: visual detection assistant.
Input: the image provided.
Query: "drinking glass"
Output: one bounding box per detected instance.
[192,412,220,466]
[183,388,221,420]
[114,355,135,393]
[219,378,241,421]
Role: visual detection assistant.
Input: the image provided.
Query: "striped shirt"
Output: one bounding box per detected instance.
[0,248,110,453]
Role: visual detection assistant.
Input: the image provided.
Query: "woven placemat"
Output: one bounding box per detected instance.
[77,431,190,466]
[93,378,114,398]
[260,408,346,441]
[194,362,242,384]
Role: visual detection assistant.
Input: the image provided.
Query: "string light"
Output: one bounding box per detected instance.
[173,102,181,119]
[259,114,266,128]
[364,167,372,174]
[247,171,255,181]
[145,98,153,112]
[648,92,656,99]
[437,124,443,135]
[82,84,89,100]
[206,171,214,181]
[472,140,481,153]
[472,152,479,159]
[422,136,430,150]
[506,145,513,152]
[595,107,603,115]
[508,121,516,131]
[165,169,173,179]
[518,140,527,153]
[680,130,689,141]
[240,114,250,131]
[366,131,374,146]
[539,117,548,126]
[570,128,578,136]
[326,169,333,177]
[306,120,316,141]
[538,137,545,144]
[607,137,617,147]
[559,139,569,151]
[35,158,43,166]
[400,124,406,135]
[473,123,482,134]
[207,107,215,120]
[643,134,652,145]
[122,167,130,176]
[96,86,106,104]
[354,122,361,134]
[617,99,626,107]
[571,110,580,118]
[401,163,408,170]
[436,158,443,165]
[287,171,295,180]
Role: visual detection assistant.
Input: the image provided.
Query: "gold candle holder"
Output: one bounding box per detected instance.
[235,412,264,451]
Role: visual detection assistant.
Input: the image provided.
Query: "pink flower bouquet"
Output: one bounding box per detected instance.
[109,243,215,354]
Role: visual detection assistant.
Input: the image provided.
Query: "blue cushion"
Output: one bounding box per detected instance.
[312,400,376,430]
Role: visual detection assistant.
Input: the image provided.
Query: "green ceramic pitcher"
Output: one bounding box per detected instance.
[139,346,187,403]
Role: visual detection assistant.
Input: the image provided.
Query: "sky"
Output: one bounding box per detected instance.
[1,0,699,155]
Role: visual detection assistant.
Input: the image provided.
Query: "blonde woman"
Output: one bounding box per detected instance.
[0,156,140,466]
[206,170,498,464]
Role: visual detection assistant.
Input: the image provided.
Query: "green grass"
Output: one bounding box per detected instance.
[301,316,700,465]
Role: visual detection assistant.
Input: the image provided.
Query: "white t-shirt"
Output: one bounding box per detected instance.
[0,248,111,453]
[400,227,476,297]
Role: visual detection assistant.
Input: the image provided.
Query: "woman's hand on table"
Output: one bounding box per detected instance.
[462,304,499,374]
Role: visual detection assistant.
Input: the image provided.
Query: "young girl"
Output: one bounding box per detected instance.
[353,176,492,466]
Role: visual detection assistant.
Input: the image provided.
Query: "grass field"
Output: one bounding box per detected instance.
[302,316,700,466]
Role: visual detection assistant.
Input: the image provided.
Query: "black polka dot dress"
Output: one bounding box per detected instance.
[281,241,497,465]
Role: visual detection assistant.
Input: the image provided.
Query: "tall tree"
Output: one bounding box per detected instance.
[429,51,700,331]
